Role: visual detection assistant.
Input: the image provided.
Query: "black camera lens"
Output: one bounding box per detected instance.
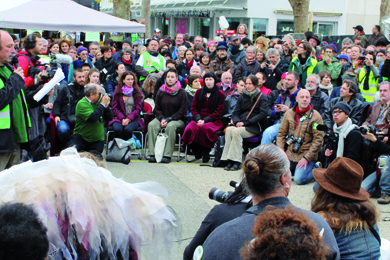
[359,127,368,134]
[209,188,230,203]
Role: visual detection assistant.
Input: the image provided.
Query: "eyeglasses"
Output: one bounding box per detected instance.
[69,51,76,54]
[333,110,344,115]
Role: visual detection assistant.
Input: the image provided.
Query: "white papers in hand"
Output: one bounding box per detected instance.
[33,68,65,102]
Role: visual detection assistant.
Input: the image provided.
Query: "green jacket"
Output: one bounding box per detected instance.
[289,57,318,86]
[317,57,342,86]
[74,97,113,142]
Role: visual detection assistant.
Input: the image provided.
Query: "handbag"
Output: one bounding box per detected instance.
[106,138,132,164]
[155,129,168,163]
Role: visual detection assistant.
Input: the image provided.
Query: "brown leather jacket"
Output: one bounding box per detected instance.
[209,56,235,81]
[276,105,324,162]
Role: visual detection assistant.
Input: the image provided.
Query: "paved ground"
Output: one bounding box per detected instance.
[106,155,390,260]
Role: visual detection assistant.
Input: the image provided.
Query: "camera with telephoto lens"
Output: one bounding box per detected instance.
[209,181,238,203]
[292,138,303,153]
[359,125,377,135]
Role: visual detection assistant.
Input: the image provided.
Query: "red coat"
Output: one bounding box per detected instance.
[16,50,44,87]
[182,88,225,148]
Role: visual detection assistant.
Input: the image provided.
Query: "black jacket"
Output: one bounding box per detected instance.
[324,97,365,129]
[310,88,328,118]
[260,59,289,91]
[176,61,193,79]
[381,59,390,79]
[0,70,29,153]
[234,60,261,83]
[326,128,363,165]
[52,82,85,121]
[232,92,268,135]
[95,57,117,85]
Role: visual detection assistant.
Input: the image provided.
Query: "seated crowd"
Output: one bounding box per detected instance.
[2,23,390,259]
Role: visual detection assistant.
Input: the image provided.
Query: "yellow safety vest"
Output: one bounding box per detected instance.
[0,70,31,129]
[290,57,318,84]
[358,68,378,103]
[140,52,165,81]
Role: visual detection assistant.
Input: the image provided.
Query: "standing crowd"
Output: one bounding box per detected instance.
[1,22,390,259]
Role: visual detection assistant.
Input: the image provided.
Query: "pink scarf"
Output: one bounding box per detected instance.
[159,81,182,95]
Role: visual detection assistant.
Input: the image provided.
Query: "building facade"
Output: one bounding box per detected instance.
[101,0,381,39]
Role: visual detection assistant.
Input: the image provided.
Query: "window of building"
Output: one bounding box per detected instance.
[194,18,211,38]
[276,20,294,35]
[313,22,336,35]
[227,18,241,32]
[253,18,267,38]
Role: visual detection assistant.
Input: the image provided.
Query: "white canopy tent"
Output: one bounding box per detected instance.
[0,0,145,33]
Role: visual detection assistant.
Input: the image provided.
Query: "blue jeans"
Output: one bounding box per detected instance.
[290,160,317,185]
[362,155,390,196]
[57,120,71,146]
[112,121,140,140]
[260,123,281,144]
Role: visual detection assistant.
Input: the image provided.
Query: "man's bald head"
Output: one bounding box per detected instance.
[297,89,311,110]
[0,30,16,65]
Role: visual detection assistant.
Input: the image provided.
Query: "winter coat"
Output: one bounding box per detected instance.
[232,92,268,135]
[260,59,289,91]
[227,44,246,69]
[234,59,261,83]
[209,57,235,81]
[277,105,324,162]
[317,57,342,87]
[324,97,365,129]
[310,88,328,117]
[95,57,117,85]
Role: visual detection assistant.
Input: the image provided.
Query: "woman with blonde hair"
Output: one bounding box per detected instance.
[254,36,269,52]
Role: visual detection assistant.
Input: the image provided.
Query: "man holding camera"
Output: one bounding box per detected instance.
[277,89,323,185]
[324,79,365,129]
[261,71,300,144]
[323,102,362,166]
[73,83,113,159]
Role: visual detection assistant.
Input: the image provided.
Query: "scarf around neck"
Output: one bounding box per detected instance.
[185,59,194,69]
[197,85,220,114]
[185,85,198,96]
[122,57,132,65]
[294,104,311,128]
[160,81,182,95]
[244,87,260,102]
[319,83,333,96]
[333,117,357,157]
[122,86,133,97]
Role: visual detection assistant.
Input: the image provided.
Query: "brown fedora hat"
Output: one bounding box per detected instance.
[313,157,369,201]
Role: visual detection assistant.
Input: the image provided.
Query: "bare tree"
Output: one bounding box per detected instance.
[113,0,130,20]
[380,0,390,28]
[288,0,310,33]
[142,0,151,38]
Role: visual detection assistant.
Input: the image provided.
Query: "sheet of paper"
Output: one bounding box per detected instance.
[33,68,65,102]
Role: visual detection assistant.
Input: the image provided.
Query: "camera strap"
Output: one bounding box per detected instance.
[290,109,314,141]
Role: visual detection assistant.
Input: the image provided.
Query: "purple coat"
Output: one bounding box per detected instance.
[109,91,145,132]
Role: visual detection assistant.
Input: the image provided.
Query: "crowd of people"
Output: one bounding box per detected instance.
[1,21,390,259]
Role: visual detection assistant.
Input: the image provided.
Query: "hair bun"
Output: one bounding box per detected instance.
[243,158,263,175]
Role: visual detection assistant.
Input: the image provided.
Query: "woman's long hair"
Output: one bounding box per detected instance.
[311,186,379,231]
[114,71,141,101]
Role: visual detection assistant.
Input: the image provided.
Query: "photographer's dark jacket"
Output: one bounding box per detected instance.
[16,50,42,87]
[277,104,324,162]
[52,82,85,122]
[324,97,365,129]
[232,92,268,135]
